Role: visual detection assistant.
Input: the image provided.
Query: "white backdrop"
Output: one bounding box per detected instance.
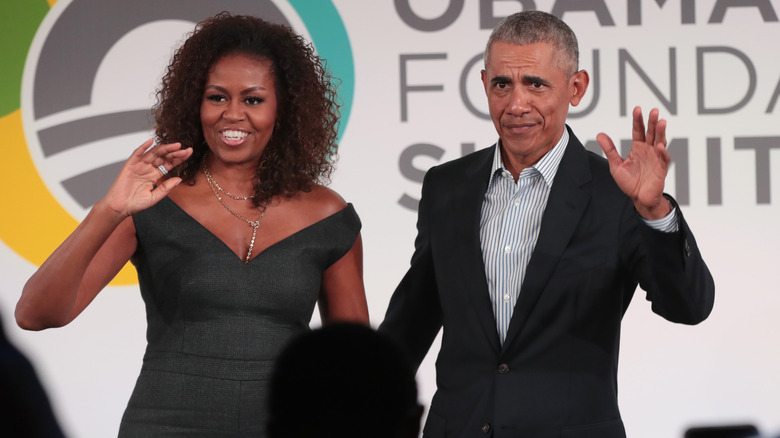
[1,1,779,437]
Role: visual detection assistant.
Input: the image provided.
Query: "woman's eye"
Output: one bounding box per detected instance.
[245,97,264,105]
[206,94,226,102]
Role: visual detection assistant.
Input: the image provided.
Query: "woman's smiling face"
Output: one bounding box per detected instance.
[200,53,278,166]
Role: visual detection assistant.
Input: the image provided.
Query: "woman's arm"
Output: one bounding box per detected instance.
[318,233,369,325]
[16,207,137,330]
[15,140,192,330]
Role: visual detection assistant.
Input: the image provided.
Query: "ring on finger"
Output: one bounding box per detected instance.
[157,165,168,176]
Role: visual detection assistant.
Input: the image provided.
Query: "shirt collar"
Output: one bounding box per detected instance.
[488,127,569,189]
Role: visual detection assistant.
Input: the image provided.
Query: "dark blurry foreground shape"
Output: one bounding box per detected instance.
[0,311,65,438]
[685,424,761,438]
[268,323,422,438]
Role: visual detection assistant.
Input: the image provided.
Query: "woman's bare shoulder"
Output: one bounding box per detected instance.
[288,185,349,222]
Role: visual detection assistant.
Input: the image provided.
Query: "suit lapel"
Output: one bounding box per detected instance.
[502,129,593,352]
[454,146,503,354]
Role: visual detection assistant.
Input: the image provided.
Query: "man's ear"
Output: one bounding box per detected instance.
[569,69,590,107]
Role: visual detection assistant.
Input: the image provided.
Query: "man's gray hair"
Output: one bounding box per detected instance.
[485,11,579,77]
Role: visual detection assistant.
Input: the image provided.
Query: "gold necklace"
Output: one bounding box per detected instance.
[202,164,255,200]
[202,161,264,263]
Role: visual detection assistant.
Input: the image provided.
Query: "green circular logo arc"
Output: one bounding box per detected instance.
[289,0,354,140]
[0,0,48,117]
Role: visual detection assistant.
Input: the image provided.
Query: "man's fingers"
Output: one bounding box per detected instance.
[655,118,667,149]
[645,108,660,146]
[632,106,645,143]
[597,133,622,167]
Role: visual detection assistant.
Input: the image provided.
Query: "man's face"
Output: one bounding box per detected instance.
[481,41,588,170]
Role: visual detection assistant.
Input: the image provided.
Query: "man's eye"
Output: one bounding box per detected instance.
[496,82,508,89]
[531,81,543,88]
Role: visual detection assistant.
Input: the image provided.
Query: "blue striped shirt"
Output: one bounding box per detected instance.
[479,130,678,343]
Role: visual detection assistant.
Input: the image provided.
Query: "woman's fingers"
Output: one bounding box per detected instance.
[132,141,191,176]
[153,148,192,177]
[130,138,156,161]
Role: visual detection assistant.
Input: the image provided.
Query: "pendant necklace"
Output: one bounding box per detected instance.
[202,160,263,263]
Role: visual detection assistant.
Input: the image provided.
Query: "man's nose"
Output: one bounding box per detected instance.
[507,87,531,115]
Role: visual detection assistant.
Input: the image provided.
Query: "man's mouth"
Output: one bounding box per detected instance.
[504,122,537,134]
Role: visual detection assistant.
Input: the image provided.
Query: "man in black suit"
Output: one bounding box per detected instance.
[379,10,715,438]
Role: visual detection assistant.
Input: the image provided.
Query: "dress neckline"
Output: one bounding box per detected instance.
[155,197,354,264]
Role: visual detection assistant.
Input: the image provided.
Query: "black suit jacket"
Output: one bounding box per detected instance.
[379,127,715,438]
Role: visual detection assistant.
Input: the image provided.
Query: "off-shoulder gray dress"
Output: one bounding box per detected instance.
[118,198,360,437]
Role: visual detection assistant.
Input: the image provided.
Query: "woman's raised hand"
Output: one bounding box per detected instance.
[103,139,193,218]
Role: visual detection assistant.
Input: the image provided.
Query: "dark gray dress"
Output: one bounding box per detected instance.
[118,198,360,437]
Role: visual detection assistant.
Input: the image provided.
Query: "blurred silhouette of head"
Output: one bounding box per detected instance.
[0,310,64,437]
[267,323,422,438]
[684,424,761,438]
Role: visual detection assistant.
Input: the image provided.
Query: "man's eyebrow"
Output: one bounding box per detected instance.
[522,74,548,85]
[490,75,512,85]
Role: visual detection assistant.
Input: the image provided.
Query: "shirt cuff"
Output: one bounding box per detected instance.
[642,206,679,233]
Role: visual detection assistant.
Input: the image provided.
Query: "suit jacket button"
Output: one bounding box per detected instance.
[498,363,510,374]
[481,422,491,433]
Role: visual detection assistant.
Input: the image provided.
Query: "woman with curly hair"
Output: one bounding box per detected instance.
[16,13,368,436]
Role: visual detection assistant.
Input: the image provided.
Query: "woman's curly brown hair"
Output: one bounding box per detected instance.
[153,12,341,208]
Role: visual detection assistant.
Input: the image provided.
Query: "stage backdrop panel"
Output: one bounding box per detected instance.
[1,1,778,437]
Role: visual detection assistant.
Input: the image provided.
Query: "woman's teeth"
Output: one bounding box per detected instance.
[221,130,248,141]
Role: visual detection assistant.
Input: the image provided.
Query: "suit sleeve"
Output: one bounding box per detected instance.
[626,194,715,324]
[379,169,443,370]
